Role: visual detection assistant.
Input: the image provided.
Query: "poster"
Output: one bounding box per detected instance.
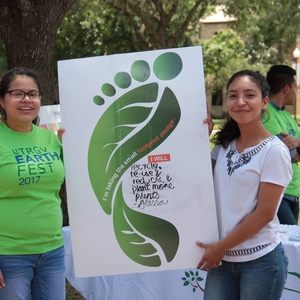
[58,46,219,277]
[38,104,61,134]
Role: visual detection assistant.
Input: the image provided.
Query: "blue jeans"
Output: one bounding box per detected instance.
[277,197,299,225]
[0,246,65,300]
[203,243,288,300]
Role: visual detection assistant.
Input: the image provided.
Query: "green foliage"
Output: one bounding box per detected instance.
[225,0,300,63]
[55,0,218,60]
[55,1,299,78]
[201,29,246,75]
[1,0,299,85]
[200,29,269,93]
[55,0,139,60]
[53,0,299,97]
[101,0,211,48]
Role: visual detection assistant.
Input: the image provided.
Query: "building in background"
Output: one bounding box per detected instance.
[200,6,300,119]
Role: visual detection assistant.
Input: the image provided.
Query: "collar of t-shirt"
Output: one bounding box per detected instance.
[269,100,285,111]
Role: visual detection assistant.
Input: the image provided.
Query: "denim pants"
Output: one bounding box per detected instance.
[277,197,299,225]
[203,243,288,300]
[0,245,65,300]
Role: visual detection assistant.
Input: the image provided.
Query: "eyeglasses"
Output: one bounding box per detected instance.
[6,89,43,102]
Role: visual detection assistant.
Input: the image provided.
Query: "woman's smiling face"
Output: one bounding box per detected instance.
[226,75,268,125]
[0,75,41,132]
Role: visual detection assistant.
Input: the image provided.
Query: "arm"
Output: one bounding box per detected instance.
[264,108,300,161]
[0,269,5,289]
[292,151,300,163]
[196,182,285,270]
[279,132,300,162]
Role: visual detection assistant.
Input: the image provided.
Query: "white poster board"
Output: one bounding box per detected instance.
[38,104,61,134]
[58,46,219,277]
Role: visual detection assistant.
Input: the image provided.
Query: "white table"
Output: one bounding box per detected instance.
[63,225,300,300]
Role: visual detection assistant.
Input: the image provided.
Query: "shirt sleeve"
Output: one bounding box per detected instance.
[260,142,292,188]
[211,144,221,161]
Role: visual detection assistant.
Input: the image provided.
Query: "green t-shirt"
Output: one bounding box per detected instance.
[0,122,65,254]
[263,102,300,197]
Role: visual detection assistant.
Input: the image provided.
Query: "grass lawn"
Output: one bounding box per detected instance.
[66,280,84,300]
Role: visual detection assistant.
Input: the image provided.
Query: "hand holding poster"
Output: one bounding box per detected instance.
[58,46,219,277]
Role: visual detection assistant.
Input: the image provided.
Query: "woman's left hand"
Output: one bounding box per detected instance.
[196,241,224,271]
[203,100,214,135]
[203,117,214,136]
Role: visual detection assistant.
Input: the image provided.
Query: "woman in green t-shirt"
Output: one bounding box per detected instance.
[0,67,65,300]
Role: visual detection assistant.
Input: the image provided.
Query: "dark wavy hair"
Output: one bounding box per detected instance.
[212,70,269,148]
[0,67,41,124]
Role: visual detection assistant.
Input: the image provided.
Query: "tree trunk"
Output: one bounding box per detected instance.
[0,0,76,105]
[0,0,76,225]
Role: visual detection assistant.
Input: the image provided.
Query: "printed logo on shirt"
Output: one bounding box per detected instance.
[12,146,61,185]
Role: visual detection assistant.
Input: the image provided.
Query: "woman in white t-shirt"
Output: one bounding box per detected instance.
[196,70,292,300]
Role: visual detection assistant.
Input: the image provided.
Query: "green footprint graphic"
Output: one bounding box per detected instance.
[88,52,182,267]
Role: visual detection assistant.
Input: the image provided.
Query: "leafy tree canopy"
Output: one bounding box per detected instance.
[200,29,269,93]
[55,0,140,61]
[225,0,300,63]
[55,0,217,62]
[101,0,217,49]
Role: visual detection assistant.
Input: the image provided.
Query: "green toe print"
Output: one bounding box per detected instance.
[101,83,116,96]
[88,52,182,267]
[153,52,183,80]
[114,71,132,88]
[131,60,150,82]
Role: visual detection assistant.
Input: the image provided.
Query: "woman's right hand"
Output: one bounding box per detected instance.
[196,241,224,270]
[0,269,5,289]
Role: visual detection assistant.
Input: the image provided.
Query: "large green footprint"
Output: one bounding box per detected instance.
[88,52,182,267]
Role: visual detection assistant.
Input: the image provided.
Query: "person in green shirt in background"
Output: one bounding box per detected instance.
[263,65,300,225]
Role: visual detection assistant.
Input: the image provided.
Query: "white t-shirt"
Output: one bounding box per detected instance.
[211,136,292,262]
